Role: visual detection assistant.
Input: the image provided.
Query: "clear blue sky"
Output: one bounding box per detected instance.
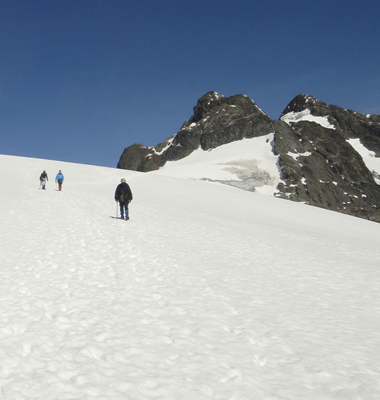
[1,0,379,168]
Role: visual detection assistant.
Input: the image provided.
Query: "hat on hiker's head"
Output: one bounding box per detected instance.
[121,178,126,183]
[59,170,62,173]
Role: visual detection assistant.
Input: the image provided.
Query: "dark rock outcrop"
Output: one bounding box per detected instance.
[276,94,380,221]
[117,91,380,222]
[281,94,380,154]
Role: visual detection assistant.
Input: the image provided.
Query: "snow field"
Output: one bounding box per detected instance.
[1,154,380,399]
[154,135,281,195]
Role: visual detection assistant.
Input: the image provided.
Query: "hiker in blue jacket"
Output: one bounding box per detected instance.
[115,178,133,220]
[55,170,64,191]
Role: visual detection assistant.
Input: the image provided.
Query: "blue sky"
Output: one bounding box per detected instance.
[1,0,379,168]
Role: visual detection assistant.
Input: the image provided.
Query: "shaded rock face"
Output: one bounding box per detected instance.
[282,94,380,154]
[276,95,380,221]
[273,120,380,221]
[117,92,380,222]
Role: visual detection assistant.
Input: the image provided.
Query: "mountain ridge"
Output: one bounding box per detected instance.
[117,91,380,222]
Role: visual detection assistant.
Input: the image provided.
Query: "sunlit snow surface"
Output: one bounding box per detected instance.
[1,153,380,399]
[155,135,281,195]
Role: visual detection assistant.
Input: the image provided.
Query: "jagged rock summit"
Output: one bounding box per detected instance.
[276,95,380,221]
[117,91,273,172]
[117,91,380,222]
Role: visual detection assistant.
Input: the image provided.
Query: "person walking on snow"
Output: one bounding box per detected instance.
[55,170,64,191]
[115,178,133,220]
[39,170,48,190]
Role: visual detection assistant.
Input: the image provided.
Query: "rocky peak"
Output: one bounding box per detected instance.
[281,94,329,117]
[117,91,273,171]
[190,91,225,123]
[188,91,266,125]
[281,94,380,155]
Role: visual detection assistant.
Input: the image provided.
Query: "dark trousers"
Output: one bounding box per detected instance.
[119,201,129,218]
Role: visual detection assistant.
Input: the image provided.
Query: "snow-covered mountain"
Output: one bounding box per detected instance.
[118,91,380,223]
[1,153,380,399]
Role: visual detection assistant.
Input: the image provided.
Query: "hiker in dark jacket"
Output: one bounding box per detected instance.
[40,170,48,190]
[114,178,133,220]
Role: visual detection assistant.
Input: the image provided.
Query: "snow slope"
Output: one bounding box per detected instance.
[154,135,282,195]
[347,138,380,185]
[1,153,380,399]
[281,109,336,130]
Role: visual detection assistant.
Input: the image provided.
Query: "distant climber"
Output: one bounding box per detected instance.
[55,170,64,191]
[39,170,48,190]
[114,178,133,220]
